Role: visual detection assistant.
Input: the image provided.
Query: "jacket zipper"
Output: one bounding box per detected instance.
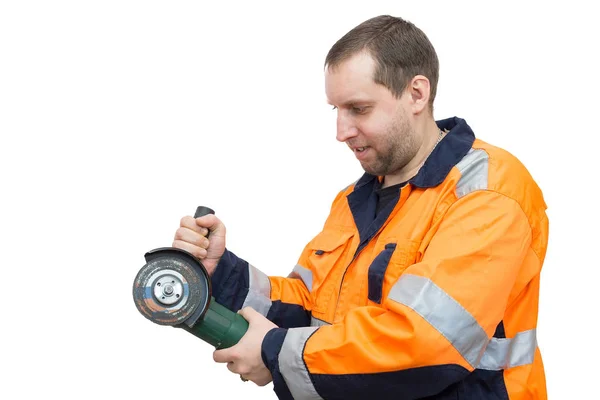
[332,184,410,321]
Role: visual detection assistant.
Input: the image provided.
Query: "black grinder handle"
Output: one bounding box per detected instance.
[194,206,215,219]
[194,206,215,238]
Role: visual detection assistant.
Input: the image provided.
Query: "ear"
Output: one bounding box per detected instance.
[407,75,431,115]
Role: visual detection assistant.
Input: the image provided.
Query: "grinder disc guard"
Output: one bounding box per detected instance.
[132,248,210,326]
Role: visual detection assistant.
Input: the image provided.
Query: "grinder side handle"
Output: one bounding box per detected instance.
[187,206,250,348]
[194,206,215,219]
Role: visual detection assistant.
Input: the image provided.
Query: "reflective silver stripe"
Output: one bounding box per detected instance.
[388,274,488,368]
[279,327,323,400]
[478,329,537,370]
[290,264,313,291]
[456,148,489,198]
[310,315,330,327]
[242,264,272,317]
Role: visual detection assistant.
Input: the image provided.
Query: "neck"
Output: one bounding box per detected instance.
[382,119,442,188]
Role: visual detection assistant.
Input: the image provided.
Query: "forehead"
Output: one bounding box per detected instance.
[325,52,382,104]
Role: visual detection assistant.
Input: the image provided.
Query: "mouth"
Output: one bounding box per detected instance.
[350,145,370,160]
[348,143,368,152]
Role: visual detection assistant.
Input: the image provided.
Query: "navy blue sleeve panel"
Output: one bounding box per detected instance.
[267,300,311,329]
[311,365,470,400]
[262,328,294,400]
[210,249,249,312]
[445,369,509,400]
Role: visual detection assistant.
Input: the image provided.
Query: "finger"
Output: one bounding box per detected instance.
[226,362,236,373]
[173,227,209,248]
[232,363,251,377]
[225,362,251,378]
[195,214,220,234]
[172,240,207,259]
[180,216,208,236]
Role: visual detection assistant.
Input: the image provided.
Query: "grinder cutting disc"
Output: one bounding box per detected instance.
[132,248,210,326]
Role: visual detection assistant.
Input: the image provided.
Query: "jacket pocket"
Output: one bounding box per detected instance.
[305,230,355,313]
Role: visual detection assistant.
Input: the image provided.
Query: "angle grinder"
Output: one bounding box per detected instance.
[132,206,248,349]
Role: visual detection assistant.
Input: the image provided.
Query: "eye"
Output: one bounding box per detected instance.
[331,106,338,111]
[352,106,367,114]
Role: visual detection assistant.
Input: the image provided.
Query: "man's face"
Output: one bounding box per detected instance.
[325,52,418,177]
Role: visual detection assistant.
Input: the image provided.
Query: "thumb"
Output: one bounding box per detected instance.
[213,347,234,363]
[238,306,260,322]
[195,214,223,234]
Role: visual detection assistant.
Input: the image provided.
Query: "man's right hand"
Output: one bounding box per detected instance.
[173,214,226,275]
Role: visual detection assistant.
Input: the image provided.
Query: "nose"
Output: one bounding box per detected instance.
[336,112,358,143]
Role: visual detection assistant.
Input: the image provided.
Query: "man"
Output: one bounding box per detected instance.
[173,15,548,399]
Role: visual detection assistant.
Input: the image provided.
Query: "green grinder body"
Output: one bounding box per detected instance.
[182,297,249,349]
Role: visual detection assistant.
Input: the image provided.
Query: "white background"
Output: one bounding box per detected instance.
[1,1,598,398]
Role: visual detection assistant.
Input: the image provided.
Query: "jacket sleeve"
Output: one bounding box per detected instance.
[210,247,314,329]
[261,190,536,400]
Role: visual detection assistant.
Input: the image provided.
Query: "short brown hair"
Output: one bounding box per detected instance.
[325,15,439,110]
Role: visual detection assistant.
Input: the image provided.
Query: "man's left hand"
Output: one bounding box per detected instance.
[213,307,277,386]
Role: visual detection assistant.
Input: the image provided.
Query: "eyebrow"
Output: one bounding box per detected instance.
[327,99,374,107]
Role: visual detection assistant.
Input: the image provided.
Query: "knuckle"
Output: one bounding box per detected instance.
[195,248,206,259]
[229,350,240,361]
[174,228,184,240]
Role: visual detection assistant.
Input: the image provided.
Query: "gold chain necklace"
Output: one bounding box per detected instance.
[421,129,445,167]
[433,129,445,149]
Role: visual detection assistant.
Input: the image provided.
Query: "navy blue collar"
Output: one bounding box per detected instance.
[353,116,475,190]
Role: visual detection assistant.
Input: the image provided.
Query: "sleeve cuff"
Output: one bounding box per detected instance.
[261,328,295,400]
[210,248,250,311]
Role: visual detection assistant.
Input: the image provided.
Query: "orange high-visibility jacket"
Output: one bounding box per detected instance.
[212,117,548,400]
